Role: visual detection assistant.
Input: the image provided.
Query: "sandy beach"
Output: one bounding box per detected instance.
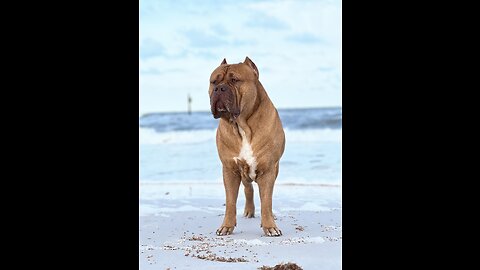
[140,182,342,269]
[139,109,342,269]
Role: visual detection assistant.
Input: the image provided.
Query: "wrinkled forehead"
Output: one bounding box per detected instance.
[210,64,255,80]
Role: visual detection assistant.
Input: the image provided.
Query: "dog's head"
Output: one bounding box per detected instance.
[209,57,260,120]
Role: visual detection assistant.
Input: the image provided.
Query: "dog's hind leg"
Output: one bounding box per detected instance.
[242,178,255,218]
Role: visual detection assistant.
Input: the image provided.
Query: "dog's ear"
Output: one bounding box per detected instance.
[244,56,259,78]
[221,58,227,65]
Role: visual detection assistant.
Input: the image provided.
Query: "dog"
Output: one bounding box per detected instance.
[209,57,285,236]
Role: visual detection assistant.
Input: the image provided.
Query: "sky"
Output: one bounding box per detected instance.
[140,0,341,115]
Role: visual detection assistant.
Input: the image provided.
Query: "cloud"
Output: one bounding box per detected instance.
[317,66,334,72]
[286,33,326,44]
[139,0,341,113]
[140,38,167,60]
[245,13,289,30]
[195,51,219,60]
[211,24,229,35]
[231,39,256,46]
[184,29,228,48]
[140,68,184,75]
[183,28,254,49]
[140,68,161,75]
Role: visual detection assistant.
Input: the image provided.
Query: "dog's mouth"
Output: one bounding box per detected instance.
[217,102,227,112]
[212,100,230,119]
[211,98,239,120]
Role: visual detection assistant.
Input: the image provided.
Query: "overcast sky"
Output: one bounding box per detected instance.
[140,0,341,115]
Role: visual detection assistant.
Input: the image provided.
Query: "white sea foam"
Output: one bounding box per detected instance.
[140,204,213,216]
[280,236,325,245]
[280,202,332,212]
[233,239,268,246]
[139,182,341,203]
[284,128,341,143]
[157,205,208,212]
[140,128,216,145]
[308,236,326,243]
[140,127,341,145]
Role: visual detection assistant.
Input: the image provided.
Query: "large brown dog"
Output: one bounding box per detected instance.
[209,57,285,237]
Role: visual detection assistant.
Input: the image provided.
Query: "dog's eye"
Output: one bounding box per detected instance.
[231,78,238,83]
[211,80,217,84]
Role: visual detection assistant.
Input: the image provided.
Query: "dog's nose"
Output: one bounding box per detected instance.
[214,84,228,93]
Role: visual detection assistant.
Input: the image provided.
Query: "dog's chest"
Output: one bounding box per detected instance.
[233,126,257,180]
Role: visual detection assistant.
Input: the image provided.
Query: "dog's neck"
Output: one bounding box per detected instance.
[224,80,273,142]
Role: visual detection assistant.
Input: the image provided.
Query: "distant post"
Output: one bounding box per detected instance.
[187,94,192,115]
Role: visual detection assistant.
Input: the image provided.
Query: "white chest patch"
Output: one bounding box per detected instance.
[233,126,257,180]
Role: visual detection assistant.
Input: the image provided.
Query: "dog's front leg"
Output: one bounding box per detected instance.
[258,166,282,236]
[216,165,241,236]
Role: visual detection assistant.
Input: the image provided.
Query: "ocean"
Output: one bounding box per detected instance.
[139,107,342,186]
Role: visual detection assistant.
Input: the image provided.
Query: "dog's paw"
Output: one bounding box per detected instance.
[216,225,235,236]
[262,226,282,237]
[243,207,255,218]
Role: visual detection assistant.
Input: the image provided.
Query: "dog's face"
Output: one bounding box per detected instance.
[209,57,259,120]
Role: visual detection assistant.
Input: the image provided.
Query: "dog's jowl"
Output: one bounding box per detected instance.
[209,57,285,237]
